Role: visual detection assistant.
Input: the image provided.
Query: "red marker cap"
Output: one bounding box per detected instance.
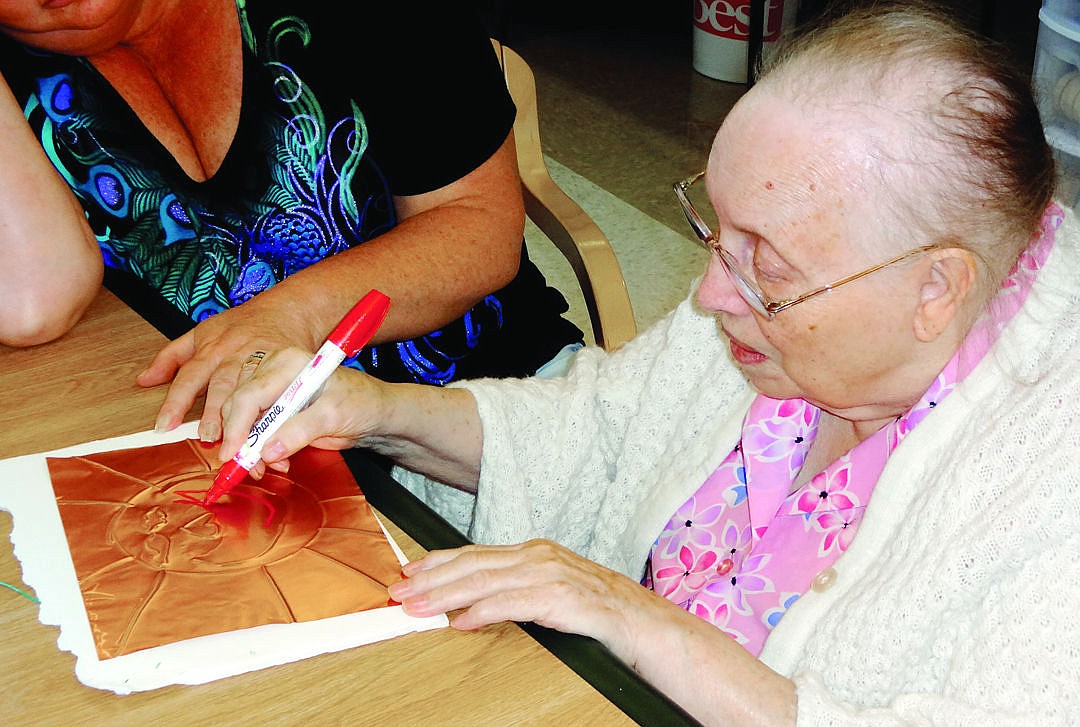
[327,289,392,357]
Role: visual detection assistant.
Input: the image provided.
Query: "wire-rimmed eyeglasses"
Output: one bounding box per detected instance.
[673,171,945,318]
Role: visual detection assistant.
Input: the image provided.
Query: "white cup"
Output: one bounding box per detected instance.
[692,0,799,83]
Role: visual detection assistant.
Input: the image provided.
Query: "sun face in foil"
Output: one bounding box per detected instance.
[48,440,401,659]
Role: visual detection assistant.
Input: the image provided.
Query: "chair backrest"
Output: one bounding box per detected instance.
[491,39,637,351]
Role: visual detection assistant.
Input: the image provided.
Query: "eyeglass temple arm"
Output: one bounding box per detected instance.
[766,244,942,314]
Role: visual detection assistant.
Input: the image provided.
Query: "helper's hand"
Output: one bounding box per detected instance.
[136,296,316,441]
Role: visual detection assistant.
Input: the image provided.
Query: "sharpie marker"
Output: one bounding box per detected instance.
[202,289,391,505]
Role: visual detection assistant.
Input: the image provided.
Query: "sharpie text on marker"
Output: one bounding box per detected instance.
[246,403,286,449]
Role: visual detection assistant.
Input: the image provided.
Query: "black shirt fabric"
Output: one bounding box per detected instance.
[0,1,582,383]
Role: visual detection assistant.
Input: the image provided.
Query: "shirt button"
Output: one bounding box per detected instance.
[811,567,838,593]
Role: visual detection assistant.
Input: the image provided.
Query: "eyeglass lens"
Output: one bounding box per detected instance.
[715,247,770,316]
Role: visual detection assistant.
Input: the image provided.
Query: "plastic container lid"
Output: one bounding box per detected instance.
[1041,6,1080,44]
[1046,124,1080,158]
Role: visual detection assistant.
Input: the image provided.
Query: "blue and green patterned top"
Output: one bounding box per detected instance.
[0,1,581,384]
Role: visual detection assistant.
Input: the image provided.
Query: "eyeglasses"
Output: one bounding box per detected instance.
[673,171,944,319]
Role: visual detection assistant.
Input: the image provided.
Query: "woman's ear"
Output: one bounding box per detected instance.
[913,249,979,342]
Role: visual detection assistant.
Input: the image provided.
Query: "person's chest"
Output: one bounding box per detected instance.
[87,5,242,183]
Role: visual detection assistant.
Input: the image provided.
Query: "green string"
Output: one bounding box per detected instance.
[0,580,39,604]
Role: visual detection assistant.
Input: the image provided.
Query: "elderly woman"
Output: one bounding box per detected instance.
[218,3,1079,724]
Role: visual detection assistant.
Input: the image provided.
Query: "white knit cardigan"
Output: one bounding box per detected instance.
[395,213,1080,724]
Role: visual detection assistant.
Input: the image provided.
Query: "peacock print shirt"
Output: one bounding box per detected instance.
[0,1,582,384]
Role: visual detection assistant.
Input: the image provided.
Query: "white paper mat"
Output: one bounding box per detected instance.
[0,422,446,694]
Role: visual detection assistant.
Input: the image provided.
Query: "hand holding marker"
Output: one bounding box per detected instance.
[203,290,391,505]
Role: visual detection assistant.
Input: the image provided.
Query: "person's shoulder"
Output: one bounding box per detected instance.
[252,1,483,46]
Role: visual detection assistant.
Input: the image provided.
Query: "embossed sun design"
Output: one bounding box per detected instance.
[47,439,402,660]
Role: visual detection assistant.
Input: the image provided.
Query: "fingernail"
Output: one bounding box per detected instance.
[198,421,220,443]
[399,598,432,617]
[263,441,286,461]
[154,414,173,433]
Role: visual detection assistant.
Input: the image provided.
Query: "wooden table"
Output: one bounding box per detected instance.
[0,290,694,726]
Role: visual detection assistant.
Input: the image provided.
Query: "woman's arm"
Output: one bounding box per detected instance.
[388,540,797,726]
[0,73,102,346]
[139,132,525,439]
[218,347,485,490]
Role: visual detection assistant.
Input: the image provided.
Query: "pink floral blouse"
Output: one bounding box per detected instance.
[644,204,1062,656]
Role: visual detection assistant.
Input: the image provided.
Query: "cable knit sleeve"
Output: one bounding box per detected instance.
[786,522,1080,725]
[393,291,752,573]
[789,525,1080,725]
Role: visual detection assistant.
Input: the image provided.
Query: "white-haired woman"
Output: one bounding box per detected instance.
[220,3,1079,723]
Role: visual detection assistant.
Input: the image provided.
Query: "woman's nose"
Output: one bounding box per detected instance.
[696,253,753,315]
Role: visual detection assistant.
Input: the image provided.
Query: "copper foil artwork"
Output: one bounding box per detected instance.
[47,439,402,659]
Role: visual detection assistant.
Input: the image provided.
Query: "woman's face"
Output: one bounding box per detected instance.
[0,0,148,55]
[696,88,931,421]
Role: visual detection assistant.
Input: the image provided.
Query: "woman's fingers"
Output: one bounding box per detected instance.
[138,332,199,433]
[448,583,568,632]
[218,350,378,465]
[218,348,312,462]
[137,295,314,439]
[199,346,276,442]
[136,330,193,389]
[389,541,632,637]
[198,350,257,443]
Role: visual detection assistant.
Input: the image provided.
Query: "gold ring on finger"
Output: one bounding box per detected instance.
[242,350,267,368]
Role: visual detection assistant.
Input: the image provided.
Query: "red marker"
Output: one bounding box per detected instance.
[203,289,391,505]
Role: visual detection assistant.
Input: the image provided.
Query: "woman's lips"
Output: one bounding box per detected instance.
[726,332,767,365]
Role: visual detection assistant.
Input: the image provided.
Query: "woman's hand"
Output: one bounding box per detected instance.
[388,540,655,653]
[136,293,318,440]
[215,346,386,475]
[216,345,486,489]
[389,540,798,726]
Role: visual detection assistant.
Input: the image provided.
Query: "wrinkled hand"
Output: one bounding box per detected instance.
[216,346,387,475]
[135,298,316,440]
[392,541,799,726]
[387,540,661,656]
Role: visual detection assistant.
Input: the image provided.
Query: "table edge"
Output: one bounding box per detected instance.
[344,451,701,727]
